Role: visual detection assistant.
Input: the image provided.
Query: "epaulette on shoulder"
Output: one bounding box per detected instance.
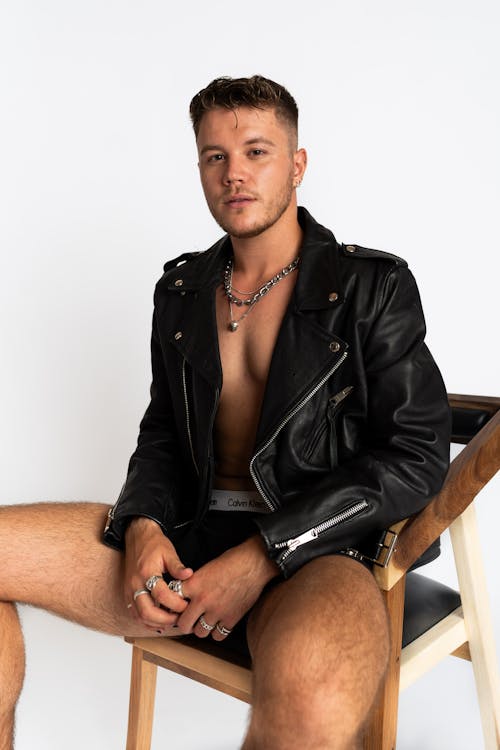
[341,243,407,267]
[162,251,203,275]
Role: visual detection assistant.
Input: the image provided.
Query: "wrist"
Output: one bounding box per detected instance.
[125,516,162,542]
[245,534,280,584]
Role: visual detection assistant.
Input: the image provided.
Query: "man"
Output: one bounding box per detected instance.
[0,75,450,749]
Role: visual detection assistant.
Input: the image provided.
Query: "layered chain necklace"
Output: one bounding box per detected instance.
[223,256,300,332]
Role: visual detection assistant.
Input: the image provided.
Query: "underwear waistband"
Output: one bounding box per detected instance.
[209,489,271,514]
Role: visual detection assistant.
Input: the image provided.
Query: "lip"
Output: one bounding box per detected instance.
[224,194,256,207]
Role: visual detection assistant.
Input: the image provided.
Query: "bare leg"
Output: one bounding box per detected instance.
[0,502,155,749]
[0,604,25,750]
[242,555,390,750]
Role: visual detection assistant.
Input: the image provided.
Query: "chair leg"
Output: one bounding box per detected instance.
[363,575,406,750]
[450,505,500,750]
[126,645,158,750]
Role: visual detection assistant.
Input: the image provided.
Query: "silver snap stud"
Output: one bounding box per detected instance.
[174,279,184,287]
[345,245,356,253]
[174,331,183,340]
[329,341,341,353]
[328,292,339,302]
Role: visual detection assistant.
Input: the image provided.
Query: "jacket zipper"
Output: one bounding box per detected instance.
[249,351,348,509]
[274,499,369,564]
[201,385,221,515]
[105,359,206,538]
[182,358,199,476]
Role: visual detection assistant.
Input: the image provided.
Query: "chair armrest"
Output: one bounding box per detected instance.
[375,396,500,591]
[448,393,500,414]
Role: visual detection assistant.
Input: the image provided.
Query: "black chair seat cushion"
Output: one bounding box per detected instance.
[451,406,491,443]
[403,572,461,648]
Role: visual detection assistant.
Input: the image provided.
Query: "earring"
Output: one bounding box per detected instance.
[294,179,302,188]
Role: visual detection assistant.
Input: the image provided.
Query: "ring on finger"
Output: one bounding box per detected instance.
[133,588,151,602]
[198,615,215,632]
[168,579,186,598]
[215,622,232,636]
[145,574,163,592]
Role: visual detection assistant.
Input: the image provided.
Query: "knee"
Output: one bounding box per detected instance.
[249,674,365,750]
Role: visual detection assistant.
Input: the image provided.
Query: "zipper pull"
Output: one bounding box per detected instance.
[103,505,115,534]
[280,528,318,553]
[329,385,354,409]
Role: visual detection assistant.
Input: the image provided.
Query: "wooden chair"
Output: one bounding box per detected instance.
[124,394,500,750]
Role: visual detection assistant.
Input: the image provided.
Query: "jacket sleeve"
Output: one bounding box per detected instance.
[103,311,181,550]
[254,265,451,577]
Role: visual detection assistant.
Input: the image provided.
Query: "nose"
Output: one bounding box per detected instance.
[222,155,246,185]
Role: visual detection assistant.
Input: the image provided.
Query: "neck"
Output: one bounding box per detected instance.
[230,204,303,283]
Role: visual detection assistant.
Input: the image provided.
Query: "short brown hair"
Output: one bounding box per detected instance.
[189,75,298,140]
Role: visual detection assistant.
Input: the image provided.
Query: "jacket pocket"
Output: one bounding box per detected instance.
[303,386,354,465]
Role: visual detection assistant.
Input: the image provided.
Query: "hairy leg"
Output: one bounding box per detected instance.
[242,555,390,750]
[0,502,156,749]
[0,604,25,750]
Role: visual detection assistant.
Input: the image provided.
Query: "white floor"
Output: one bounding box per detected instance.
[14,501,499,750]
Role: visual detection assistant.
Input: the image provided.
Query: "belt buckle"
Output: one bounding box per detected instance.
[344,528,399,568]
[365,528,399,568]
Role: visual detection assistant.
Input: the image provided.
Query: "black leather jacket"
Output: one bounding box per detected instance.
[104,208,450,578]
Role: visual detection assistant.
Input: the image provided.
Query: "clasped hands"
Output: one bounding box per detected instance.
[124,517,278,639]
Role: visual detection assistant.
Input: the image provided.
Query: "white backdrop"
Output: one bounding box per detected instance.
[1,1,499,748]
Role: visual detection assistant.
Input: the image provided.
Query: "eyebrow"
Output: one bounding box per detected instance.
[199,137,277,155]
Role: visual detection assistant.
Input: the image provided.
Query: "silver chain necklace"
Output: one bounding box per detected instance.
[223,256,300,332]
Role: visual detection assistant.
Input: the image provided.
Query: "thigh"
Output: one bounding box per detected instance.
[0,502,151,636]
[247,554,390,711]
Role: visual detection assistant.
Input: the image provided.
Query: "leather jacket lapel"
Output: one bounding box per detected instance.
[255,210,348,448]
[165,237,228,390]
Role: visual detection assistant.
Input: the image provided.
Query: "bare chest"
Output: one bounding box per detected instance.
[215,277,295,396]
[212,275,296,484]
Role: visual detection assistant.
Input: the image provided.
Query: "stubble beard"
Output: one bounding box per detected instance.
[208,175,295,239]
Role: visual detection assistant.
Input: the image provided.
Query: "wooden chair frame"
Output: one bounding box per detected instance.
[125,394,500,750]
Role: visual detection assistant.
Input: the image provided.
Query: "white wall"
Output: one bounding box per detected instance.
[1,1,498,748]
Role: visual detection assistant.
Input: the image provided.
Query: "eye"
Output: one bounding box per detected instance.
[207,153,225,163]
[249,148,266,157]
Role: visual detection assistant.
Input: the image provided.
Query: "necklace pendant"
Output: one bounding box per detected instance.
[228,321,239,332]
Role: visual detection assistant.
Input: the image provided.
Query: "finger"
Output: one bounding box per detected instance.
[128,604,170,631]
[132,607,178,630]
[193,613,217,639]
[211,621,235,642]
[166,559,194,581]
[134,591,180,628]
[150,578,189,613]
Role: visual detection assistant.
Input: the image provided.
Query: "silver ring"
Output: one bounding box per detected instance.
[198,616,215,632]
[215,623,232,636]
[145,574,163,592]
[126,603,133,609]
[168,579,185,598]
[133,588,150,602]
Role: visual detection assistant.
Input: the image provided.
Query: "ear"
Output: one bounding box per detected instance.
[293,148,307,187]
